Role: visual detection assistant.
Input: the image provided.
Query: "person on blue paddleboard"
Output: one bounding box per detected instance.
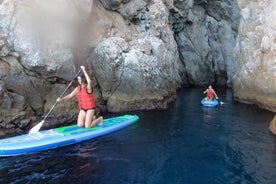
[57,66,103,128]
[203,85,218,101]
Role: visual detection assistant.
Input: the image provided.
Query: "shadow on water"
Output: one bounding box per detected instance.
[1,88,276,184]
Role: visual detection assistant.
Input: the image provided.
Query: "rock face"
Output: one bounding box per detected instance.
[0,0,94,134]
[269,115,276,135]
[0,0,274,137]
[169,0,240,86]
[0,0,184,133]
[91,1,184,112]
[233,0,276,112]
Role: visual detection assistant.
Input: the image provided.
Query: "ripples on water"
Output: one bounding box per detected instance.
[0,88,276,184]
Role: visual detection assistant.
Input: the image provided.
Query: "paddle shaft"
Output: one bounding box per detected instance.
[41,69,82,121]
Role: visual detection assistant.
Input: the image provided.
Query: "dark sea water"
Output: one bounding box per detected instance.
[1,88,276,184]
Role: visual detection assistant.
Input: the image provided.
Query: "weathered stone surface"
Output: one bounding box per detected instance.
[3,0,92,80]
[45,84,79,117]
[233,0,276,112]
[0,0,94,133]
[171,0,240,86]
[1,56,45,113]
[87,0,185,112]
[0,80,5,106]
[0,80,27,124]
[269,115,276,135]
[92,36,182,111]
[0,0,184,134]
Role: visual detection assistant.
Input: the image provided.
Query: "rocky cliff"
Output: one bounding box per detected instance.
[233,0,276,112]
[0,0,185,135]
[0,0,274,137]
[170,0,240,86]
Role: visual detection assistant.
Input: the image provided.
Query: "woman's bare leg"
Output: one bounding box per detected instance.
[77,110,86,127]
[97,116,103,126]
[85,109,95,128]
[90,116,103,127]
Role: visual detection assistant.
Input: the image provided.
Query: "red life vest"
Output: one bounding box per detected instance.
[206,89,215,100]
[75,86,95,110]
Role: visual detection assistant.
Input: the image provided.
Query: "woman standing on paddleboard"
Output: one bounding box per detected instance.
[57,66,103,128]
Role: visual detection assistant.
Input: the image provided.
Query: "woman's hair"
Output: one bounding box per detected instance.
[78,73,87,84]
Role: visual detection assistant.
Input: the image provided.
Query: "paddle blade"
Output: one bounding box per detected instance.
[29,120,44,134]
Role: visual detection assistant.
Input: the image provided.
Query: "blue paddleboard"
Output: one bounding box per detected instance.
[201,98,219,107]
[0,115,139,157]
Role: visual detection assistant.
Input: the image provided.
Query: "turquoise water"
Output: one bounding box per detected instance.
[0,88,275,184]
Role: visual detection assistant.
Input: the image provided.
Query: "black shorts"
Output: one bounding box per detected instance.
[81,108,95,112]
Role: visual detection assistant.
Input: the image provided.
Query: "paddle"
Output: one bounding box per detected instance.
[29,69,82,134]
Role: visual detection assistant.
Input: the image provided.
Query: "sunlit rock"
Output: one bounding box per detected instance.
[233,0,276,112]
[269,115,276,135]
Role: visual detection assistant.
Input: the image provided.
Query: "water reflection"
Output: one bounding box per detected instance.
[202,106,219,123]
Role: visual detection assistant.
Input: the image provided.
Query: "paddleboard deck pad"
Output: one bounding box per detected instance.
[0,115,139,157]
